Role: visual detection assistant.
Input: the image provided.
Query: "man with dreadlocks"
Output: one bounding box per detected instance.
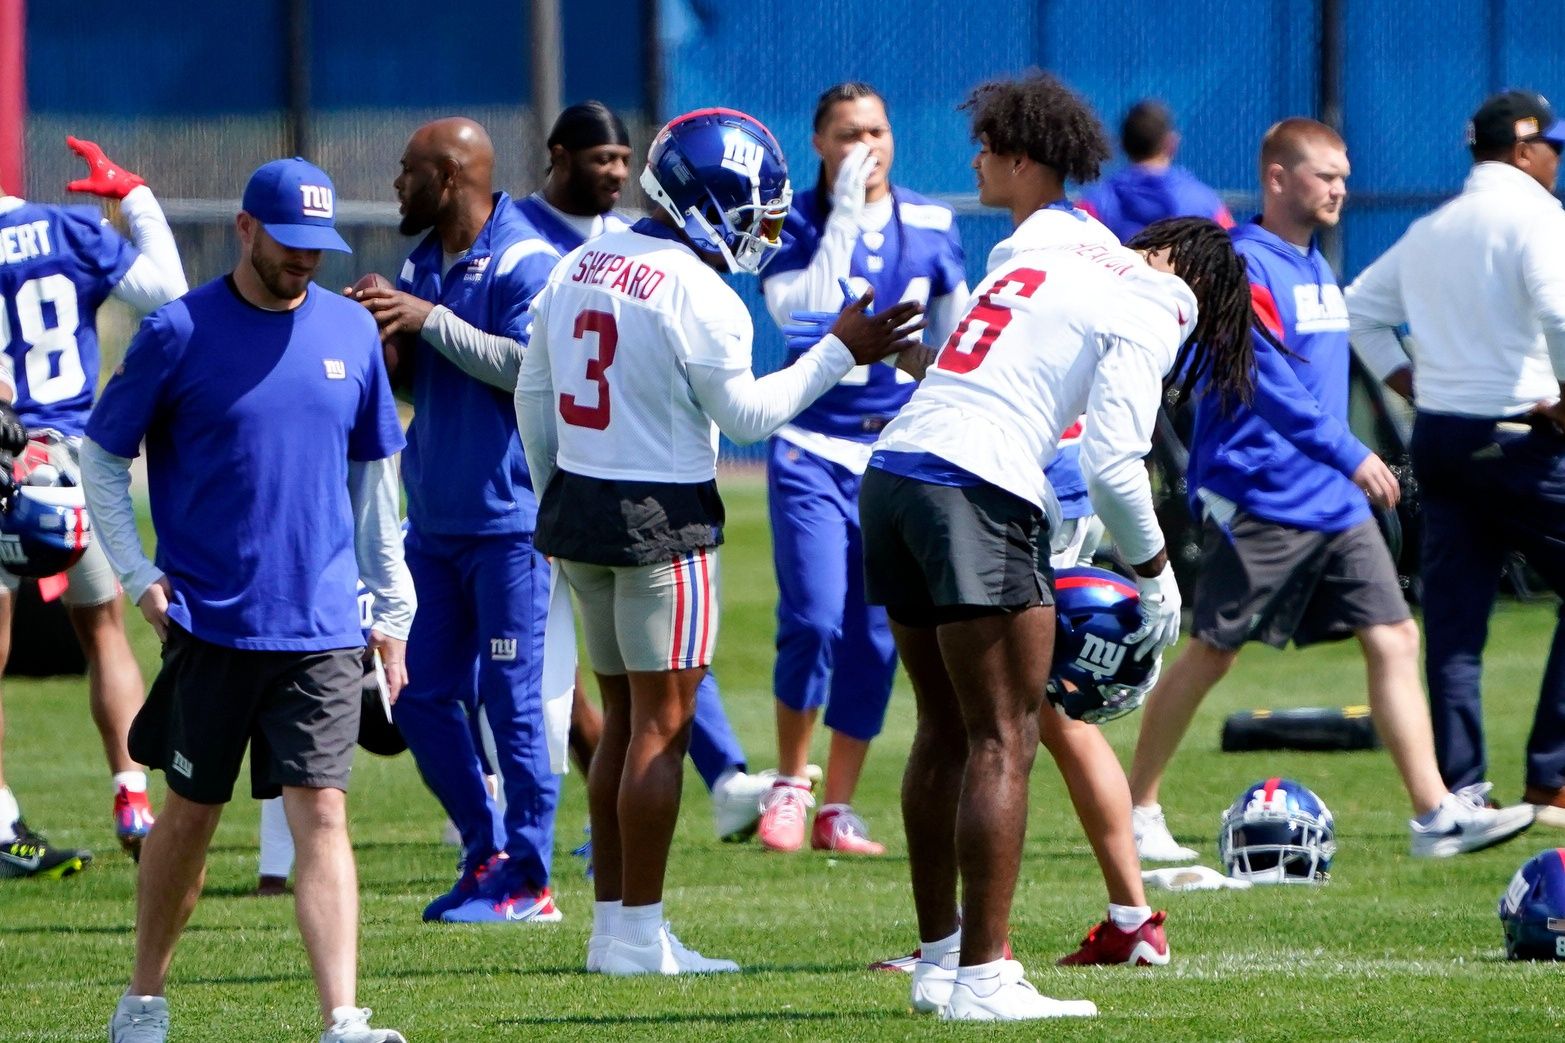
[1126,118,1535,865]
[857,71,1257,1021]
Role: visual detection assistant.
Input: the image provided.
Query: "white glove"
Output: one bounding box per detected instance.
[831,142,877,226]
[1141,865,1253,891]
[1126,562,1181,661]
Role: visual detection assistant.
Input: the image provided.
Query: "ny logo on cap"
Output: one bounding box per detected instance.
[299,184,335,219]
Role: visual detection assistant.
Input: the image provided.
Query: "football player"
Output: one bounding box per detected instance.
[517,107,922,974]
[858,72,1266,1020]
[754,82,968,857]
[0,136,186,875]
[1127,118,1536,864]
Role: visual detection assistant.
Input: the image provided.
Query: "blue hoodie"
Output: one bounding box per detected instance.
[1184,218,1371,533]
[1079,165,1232,244]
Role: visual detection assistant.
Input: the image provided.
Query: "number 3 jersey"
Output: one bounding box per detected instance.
[0,199,137,434]
[872,234,1195,564]
[521,218,753,565]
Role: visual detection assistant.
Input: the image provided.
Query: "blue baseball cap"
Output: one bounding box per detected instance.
[241,157,352,253]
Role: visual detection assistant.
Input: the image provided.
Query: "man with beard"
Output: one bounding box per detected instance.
[346,116,567,924]
[83,157,413,1043]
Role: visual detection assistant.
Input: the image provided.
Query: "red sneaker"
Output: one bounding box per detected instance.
[810,805,886,855]
[1057,911,1170,966]
[113,786,155,861]
[868,948,920,972]
[757,781,813,853]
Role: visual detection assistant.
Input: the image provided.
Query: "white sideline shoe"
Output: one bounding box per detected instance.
[941,962,1097,1021]
[586,933,609,972]
[711,769,774,842]
[108,995,168,1043]
[910,958,958,1013]
[600,923,739,975]
[1133,804,1198,861]
[319,1007,406,1043]
[1410,782,1534,858]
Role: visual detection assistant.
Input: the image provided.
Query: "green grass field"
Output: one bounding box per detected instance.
[3,475,1563,1041]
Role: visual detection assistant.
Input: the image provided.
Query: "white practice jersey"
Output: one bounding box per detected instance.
[873,239,1196,561]
[527,225,752,484]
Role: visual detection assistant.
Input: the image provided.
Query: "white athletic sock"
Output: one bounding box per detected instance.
[1108,903,1153,932]
[112,770,148,793]
[774,774,811,790]
[257,796,296,878]
[618,902,664,946]
[955,958,1009,997]
[920,927,962,970]
[593,900,622,937]
[0,787,19,840]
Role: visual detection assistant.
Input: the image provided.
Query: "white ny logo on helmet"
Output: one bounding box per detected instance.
[299,184,334,219]
[1073,632,1126,678]
[721,134,764,184]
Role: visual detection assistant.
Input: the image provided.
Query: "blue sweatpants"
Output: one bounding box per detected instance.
[394,527,559,888]
[690,672,747,789]
[1412,412,1565,794]
[767,438,898,741]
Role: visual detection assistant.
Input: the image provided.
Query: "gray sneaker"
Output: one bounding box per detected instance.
[1410,783,1535,858]
[109,995,168,1043]
[320,1006,406,1043]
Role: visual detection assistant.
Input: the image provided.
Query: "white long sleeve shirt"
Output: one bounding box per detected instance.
[1345,161,1565,417]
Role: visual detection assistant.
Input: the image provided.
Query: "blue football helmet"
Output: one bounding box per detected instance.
[0,482,92,578]
[1499,848,1565,960]
[639,107,792,274]
[1219,777,1336,885]
[1047,566,1159,724]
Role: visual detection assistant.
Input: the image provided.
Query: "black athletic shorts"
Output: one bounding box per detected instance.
[1192,511,1411,651]
[128,624,364,804]
[860,466,1053,628]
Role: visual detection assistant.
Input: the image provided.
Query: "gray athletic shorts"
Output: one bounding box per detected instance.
[860,467,1053,629]
[561,547,720,674]
[1192,511,1411,651]
[128,624,363,804]
[0,434,119,607]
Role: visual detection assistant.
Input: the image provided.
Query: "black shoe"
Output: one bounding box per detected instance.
[0,819,93,879]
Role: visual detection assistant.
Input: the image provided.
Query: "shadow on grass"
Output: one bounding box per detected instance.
[498,1008,898,1028]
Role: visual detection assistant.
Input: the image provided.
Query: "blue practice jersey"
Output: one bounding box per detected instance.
[763,185,965,442]
[0,199,138,434]
[87,277,405,650]
[1185,218,1370,532]
[1078,165,1233,244]
[401,192,573,536]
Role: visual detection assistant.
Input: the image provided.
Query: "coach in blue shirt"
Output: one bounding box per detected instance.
[352,117,564,925]
[83,157,412,1043]
[1079,99,1232,243]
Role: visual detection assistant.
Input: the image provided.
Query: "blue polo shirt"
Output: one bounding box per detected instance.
[1,199,138,435]
[400,191,566,535]
[86,276,405,651]
[763,184,965,441]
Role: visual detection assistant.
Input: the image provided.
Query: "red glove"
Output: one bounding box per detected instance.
[65,136,145,199]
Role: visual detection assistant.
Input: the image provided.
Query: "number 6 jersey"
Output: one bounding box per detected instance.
[872,232,1197,566]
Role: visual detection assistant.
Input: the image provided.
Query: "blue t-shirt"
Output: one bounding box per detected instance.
[1078,165,1232,244]
[86,276,405,651]
[763,184,965,442]
[0,200,138,435]
[401,192,570,536]
[1184,218,1370,533]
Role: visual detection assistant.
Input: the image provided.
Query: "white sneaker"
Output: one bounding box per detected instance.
[320,1007,406,1043]
[586,933,609,973]
[942,962,1097,1021]
[1133,804,1198,861]
[910,957,970,1013]
[665,923,740,973]
[711,769,774,842]
[1410,782,1534,858]
[109,995,168,1043]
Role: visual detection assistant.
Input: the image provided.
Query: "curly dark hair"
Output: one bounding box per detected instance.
[960,72,1110,184]
[1126,216,1283,410]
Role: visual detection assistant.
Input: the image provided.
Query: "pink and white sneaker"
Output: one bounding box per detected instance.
[811,805,885,855]
[1056,910,1170,966]
[757,780,813,853]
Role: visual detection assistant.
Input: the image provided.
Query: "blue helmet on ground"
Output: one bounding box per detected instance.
[1499,848,1565,960]
[1219,777,1336,885]
[0,482,92,578]
[1047,566,1159,724]
[639,107,792,274]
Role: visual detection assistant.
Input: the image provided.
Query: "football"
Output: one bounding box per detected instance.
[347,273,413,386]
[349,271,393,296]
